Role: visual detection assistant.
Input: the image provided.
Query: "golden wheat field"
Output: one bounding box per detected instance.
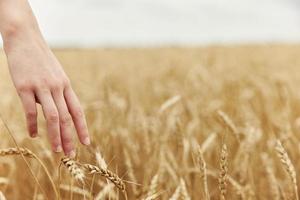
[1,45,300,199]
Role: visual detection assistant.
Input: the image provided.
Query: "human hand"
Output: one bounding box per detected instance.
[2,26,90,158]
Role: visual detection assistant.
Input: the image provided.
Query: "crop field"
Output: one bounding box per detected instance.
[1,45,300,199]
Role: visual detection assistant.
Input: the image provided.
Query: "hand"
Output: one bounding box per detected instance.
[2,27,90,157]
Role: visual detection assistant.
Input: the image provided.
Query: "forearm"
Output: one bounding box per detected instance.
[0,0,44,52]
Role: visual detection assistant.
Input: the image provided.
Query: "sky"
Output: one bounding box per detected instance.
[3,0,300,47]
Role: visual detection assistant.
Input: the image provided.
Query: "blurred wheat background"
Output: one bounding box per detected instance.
[1,0,300,199]
[1,46,300,199]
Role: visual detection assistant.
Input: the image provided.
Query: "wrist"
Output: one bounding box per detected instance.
[0,0,38,40]
[1,19,45,53]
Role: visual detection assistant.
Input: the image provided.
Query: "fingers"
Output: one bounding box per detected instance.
[18,81,89,157]
[64,87,90,146]
[19,91,38,137]
[36,89,62,153]
[52,91,75,157]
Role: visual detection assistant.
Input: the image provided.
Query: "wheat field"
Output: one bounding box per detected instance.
[1,45,300,199]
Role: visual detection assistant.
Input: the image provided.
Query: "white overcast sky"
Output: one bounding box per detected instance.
[3,0,300,47]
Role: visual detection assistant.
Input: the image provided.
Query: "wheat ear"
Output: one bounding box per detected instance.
[159,95,181,113]
[0,191,6,200]
[124,150,139,197]
[180,178,191,200]
[61,157,85,183]
[196,146,210,200]
[219,144,228,200]
[83,164,126,192]
[0,148,34,158]
[145,174,159,199]
[168,185,181,200]
[275,140,298,200]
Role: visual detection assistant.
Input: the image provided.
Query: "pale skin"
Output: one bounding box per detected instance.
[0,0,90,157]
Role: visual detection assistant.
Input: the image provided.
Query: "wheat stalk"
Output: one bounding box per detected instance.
[61,157,85,183]
[217,110,239,140]
[0,117,60,200]
[0,147,58,199]
[275,140,298,200]
[219,143,228,200]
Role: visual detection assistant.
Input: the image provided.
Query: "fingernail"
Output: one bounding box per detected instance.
[83,137,91,145]
[55,145,63,153]
[68,150,76,158]
[31,131,38,138]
